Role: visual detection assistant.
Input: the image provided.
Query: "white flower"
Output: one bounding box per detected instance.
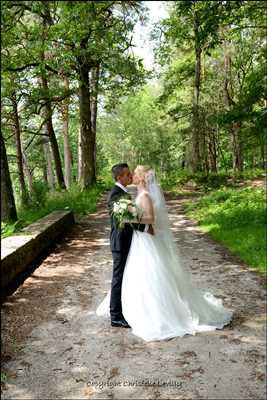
[120,199,131,205]
[113,203,120,213]
[120,202,128,210]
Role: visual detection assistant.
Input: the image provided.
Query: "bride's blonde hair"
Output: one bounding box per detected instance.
[134,165,153,184]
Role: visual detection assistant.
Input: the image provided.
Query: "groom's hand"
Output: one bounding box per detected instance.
[147,224,155,236]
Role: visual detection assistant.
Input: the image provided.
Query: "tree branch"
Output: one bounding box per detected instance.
[7,63,39,72]
[171,111,193,121]
[6,62,60,75]
[3,133,16,142]
[233,25,267,30]
[24,132,49,152]
[51,39,75,49]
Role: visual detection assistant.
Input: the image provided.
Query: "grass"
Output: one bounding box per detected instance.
[2,170,266,274]
[184,187,266,274]
[1,371,7,390]
[1,182,109,239]
[161,168,265,192]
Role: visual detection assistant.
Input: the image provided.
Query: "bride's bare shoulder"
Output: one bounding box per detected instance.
[137,191,153,207]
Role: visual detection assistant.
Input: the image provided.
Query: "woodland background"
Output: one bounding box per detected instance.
[1,1,266,270]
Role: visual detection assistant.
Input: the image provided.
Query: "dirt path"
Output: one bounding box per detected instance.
[1,193,266,400]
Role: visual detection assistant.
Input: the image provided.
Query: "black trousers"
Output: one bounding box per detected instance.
[110,251,129,320]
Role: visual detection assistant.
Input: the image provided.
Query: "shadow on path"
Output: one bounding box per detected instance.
[1,193,266,400]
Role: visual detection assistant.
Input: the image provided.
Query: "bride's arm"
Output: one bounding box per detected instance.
[138,193,155,225]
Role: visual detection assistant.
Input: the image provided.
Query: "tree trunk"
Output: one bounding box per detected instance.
[10,92,29,205]
[202,125,209,174]
[62,76,72,189]
[43,140,55,190]
[191,7,202,173]
[78,128,83,183]
[22,150,34,195]
[181,157,186,169]
[40,7,66,190]
[90,63,100,182]
[208,129,217,172]
[78,63,95,189]
[231,122,243,171]
[262,144,266,169]
[1,132,18,223]
[224,49,243,172]
[259,136,266,169]
[40,73,66,189]
[43,163,48,185]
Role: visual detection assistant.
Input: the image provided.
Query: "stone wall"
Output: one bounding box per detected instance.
[1,210,75,301]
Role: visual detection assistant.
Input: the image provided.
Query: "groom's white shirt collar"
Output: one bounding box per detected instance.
[115,182,128,192]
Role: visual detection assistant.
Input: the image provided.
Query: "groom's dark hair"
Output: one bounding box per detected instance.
[111,163,129,181]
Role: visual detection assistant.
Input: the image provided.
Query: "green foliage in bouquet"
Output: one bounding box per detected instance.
[112,197,142,229]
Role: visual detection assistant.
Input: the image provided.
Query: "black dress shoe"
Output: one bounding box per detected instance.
[111,319,131,328]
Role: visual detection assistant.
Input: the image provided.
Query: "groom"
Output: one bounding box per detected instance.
[107,163,152,328]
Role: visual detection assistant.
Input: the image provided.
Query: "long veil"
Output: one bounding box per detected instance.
[145,169,194,286]
[145,170,233,326]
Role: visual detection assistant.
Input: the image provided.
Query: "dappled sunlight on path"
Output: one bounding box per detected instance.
[1,194,266,400]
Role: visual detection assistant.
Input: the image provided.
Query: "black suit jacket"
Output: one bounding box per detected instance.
[107,185,145,253]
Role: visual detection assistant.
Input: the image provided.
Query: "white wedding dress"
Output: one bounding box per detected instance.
[96,172,233,342]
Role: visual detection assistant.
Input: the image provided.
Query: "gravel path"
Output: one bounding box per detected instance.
[1,193,266,400]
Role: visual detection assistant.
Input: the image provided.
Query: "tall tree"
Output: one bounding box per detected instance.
[223,44,243,171]
[155,1,244,172]
[22,149,34,195]
[39,2,66,189]
[10,90,29,204]
[56,1,146,188]
[43,139,55,191]
[2,1,67,189]
[90,63,100,182]
[1,132,18,223]
[62,75,72,189]
[154,0,266,173]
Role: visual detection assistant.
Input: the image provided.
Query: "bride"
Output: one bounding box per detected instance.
[96,165,233,342]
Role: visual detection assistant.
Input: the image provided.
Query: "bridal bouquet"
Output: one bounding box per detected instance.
[112,197,142,229]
